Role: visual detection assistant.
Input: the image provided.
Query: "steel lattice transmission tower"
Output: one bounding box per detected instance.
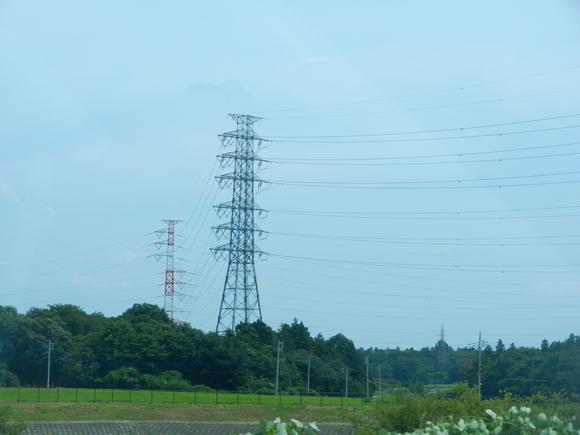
[155,220,186,323]
[211,114,269,334]
[436,325,448,376]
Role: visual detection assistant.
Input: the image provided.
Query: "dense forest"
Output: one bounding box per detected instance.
[1,303,579,400]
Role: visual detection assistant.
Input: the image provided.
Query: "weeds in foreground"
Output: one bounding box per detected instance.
[0,406,25,435]
[230,417,320,435]
[348,384,580,435]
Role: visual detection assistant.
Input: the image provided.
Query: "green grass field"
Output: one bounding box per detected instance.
[4,401,359,423]
[0,387,368,407]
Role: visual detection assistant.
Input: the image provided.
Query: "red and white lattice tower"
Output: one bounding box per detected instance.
[155,220,186,323]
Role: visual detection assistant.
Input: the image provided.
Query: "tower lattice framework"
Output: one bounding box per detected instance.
[211,114,269,334]
[436,325,448,376]
[155,219,186,323]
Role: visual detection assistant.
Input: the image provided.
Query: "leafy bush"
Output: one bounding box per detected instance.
[381,407,580,435]
[0,365,19,388]
[285,387,317,396]
[141,370,195,390]
[98,367,141,389]
[191,384,215,392]
[98,367,202,390]
[351,383,488,434]
[350,391,580,435]
[232,418,319,435]
[526,393,580,421]
[0,406,26,435]
[408,382,426,395]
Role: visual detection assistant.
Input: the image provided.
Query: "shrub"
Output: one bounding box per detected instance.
[141,370,195,390]
[285,387,317,396]
[382,407,580,435]
[191,384,215,392]
[98,367,141,389]
[232,418,319,435]
[349,389,580,435]
[356,383,487,433]
[0,366,19,388]
[0,406,26,435]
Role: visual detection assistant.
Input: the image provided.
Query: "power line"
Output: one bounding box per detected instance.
[263,283,579,310]
[270,150,580,167]
[255,65,580,114]
[0,233,153,278]
[263,255,579,291]
[267,141,580,163]
[272,204,580,216]
[262,87,580,121]
[0,273,160,300]
[271,179,580,190]
[270,170,580,190]
[266,113,580,139]
[269,124,580,144]
[0,242,153,289]
[268,253,580,273]
[269,231,580,246]
[268,204,580,222]
[260,263,580,299]
[260,300,580,321]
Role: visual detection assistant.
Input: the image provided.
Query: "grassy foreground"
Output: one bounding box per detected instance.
[7,402,353,423]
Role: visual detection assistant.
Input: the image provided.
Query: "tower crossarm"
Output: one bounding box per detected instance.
[215,172,267,185]
[212,222,268,240]
[213,201,268,219]
[219,131,264,144]
[217,151,270,170]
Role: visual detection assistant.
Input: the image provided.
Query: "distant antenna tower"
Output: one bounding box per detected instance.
[436,325,448,376]
[155,220,186,323]
[211,114,269,334]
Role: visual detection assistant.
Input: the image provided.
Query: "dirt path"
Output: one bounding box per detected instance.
[24,421,354,435]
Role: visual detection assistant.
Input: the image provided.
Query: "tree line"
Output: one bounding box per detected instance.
[0,303,579,399]
[362,335,580,400]
[0,303,367,394]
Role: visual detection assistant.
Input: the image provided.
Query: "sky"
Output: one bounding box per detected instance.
[1,1,580,351]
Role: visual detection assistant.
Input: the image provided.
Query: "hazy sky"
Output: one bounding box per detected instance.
[1,1,580,350]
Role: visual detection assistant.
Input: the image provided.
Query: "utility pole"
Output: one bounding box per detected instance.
[275,341,283,395]
[46,341,54,388]
[378,365,381,399]
[212,114,270,334]
[365,357,369,398]
[478,332,482,396]
[306,358,311,391]
[345,366,349,398]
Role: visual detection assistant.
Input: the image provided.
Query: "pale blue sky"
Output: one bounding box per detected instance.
[1,1,580,350]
